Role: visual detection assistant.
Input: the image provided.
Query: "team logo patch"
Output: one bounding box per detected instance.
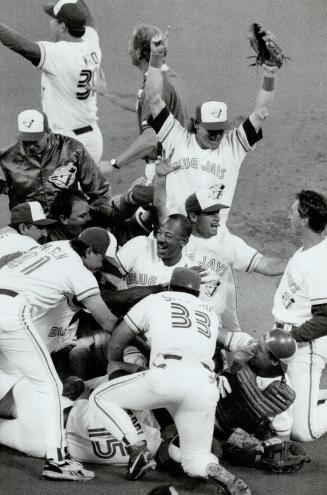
[48,162,77,189]
[22,118,34,129]
[210,108,222,119]
[282,292,295,310]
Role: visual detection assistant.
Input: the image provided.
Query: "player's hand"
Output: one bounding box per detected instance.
[86,67,108,97]
[197,268,219,284]
[62,376,85,401]
[216,375,232,398]
[155,149,180,177]
[150,26,170,56]
[232,344,256,365]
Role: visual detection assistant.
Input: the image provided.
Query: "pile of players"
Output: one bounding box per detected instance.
[0,1,326,494]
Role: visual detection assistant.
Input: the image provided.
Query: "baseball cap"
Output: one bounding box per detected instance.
[10,201,57,226]
[79,227,118,258]
[170,267,201,293]
[185,190,229,215]
[17,109,49,142]
[44,0,86,33]
[195,101,228,131]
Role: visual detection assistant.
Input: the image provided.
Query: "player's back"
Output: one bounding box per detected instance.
[0,240,98,312]
[38,27,101,130]
[144,290,219,366]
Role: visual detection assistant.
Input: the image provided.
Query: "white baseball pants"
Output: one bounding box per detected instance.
[90,355,220,477]
[57,121,103,164]
[288,336,327,442]
[0,293,66,461]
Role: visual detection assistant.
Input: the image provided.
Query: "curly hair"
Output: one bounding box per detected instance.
[296,190,327,233]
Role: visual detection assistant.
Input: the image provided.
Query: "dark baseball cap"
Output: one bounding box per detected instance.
[10,202,57,226]
[195,101,228,131]
[185,190,229,215]
[79,227,118,258]
[44,1,86,33]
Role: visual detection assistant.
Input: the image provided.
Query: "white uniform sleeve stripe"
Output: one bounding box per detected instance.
[235,128,249,153]
[159,119,176,144]
[115,254,128,275]
[123,313,141,334]
[246,252,262,272]
[76,287,100,300]
[311,297,327,304]
[37,42,46,70]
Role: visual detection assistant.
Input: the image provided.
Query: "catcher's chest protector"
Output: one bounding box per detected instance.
[215,365,295,436]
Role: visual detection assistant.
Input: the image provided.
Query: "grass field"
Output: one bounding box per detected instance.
[0,1,327,494]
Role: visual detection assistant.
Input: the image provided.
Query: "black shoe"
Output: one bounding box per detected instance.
[207,463,251,495]
[42,458,95,481]
[126,446,157,480]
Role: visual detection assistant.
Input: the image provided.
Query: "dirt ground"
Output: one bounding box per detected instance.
[0,1,327,494]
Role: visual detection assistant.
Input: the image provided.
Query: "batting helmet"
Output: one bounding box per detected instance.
[169,267,201,293]
[261,329,297,372]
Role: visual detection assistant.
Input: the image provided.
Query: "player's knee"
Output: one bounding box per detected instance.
[291,423,316,442]
[182,453,218,478]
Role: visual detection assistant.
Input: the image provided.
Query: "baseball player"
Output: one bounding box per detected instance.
[183,190,287,325]
[115,214,193,288]
[0,373,162,466]
[90,267,252,495]
[0,201,56,258]
[271,190,327,442]
[108,24,188,182]
[0,0,104,163]
[0,227,118,481]
[145,33,279,221]
[0,109,111,213]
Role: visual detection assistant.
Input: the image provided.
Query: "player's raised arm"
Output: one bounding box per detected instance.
[0,23,41,65]
[247,23,285,132]
[146,33,168,118]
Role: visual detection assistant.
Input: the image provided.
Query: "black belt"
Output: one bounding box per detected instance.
[274,321,297,332]
[163,354,212,372]
[0,289,18,297]
[73,125,93,135]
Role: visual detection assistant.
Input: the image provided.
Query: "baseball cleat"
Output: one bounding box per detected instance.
[126,446,157,480]
[42,458,95,481]
[207,463,251,495]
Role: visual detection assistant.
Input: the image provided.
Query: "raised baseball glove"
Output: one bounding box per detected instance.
[223,428,311,474]
[248,23,284,68]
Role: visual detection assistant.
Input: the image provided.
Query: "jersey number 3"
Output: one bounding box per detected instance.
[76,69,93,100]
[171,302,211,338]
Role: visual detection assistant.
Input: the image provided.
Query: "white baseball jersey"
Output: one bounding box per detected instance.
[184,228,262,315]
[0,228,38,258]
[0,240,99,318]
[37,27,101,131]
[272,237,327,326]
[116,235,192,287]
[124,291,219,367]
[150,109,261,225]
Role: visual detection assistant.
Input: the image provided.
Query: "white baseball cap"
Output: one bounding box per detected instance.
[195,101,228,130]
[79,227,118,258]
[185,189,229,215]
[17,109,49,142]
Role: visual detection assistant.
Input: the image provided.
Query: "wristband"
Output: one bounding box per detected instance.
[262,76,275,92]
[149,51,164,68]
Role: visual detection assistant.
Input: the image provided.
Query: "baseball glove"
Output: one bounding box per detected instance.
[223,428,311,474]
[248,23,284,68]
